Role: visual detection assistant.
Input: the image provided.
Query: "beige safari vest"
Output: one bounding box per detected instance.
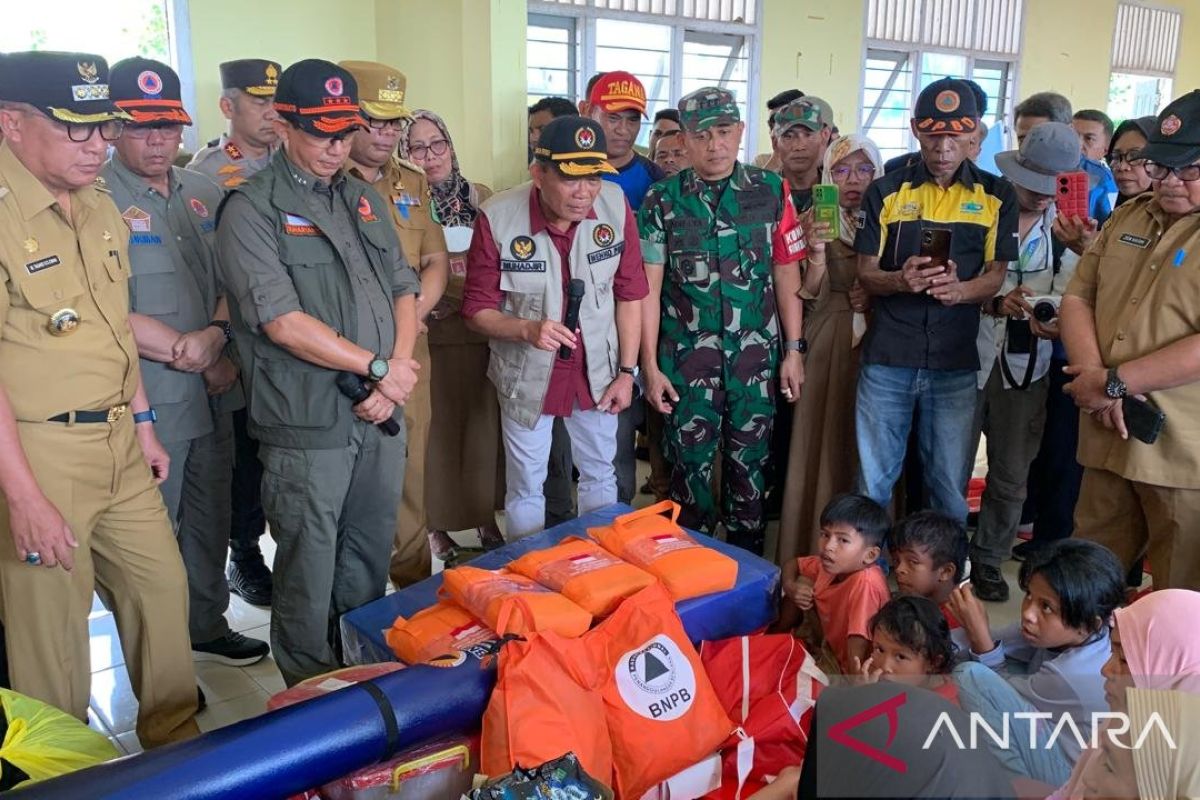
[482,181,627,428]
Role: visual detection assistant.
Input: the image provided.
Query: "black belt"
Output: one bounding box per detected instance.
[48,404,129,424]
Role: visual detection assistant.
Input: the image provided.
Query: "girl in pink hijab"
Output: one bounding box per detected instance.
[1053,588,1200,799]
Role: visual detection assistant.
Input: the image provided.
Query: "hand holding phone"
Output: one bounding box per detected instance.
[812,184,840,242]
[1056,171,1090,221]
[920,228,953,270]
[1122,395,1166,444]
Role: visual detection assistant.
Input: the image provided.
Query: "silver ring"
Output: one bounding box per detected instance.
[24,552,41,566]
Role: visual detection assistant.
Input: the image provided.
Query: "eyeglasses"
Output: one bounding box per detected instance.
[1107,149,1145,167]
[1144,161,1200,182]
[829,163,877,181]
[66,120,125,143]
[409,139,449,160]
[367,117,404,131]
[122,124,184,140]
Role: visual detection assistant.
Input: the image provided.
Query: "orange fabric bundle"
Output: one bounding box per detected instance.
[589,583,735,799]
[440,566,592,639]
[589,501,738,601]
[385,601,498,665]
[507,537,657,618]
[480,632,613,781]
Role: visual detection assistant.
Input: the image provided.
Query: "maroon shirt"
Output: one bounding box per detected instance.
[462,188,648,417]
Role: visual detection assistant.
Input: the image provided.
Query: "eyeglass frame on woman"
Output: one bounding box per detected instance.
[409,138,450,161]
[1107,149,1145,167]
[828,163,878,181]
[65,119,126,143]
[1144,160,1200,182]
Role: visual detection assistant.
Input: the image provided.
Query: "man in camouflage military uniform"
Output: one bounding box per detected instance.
[639,87,808,555]
[188,58,281,607]
[188,59,280,189]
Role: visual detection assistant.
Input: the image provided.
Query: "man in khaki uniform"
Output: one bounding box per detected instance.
[0,51,199,747]
[188,58,281,607]
[341,60,449,589]
[1061,90,1200,591]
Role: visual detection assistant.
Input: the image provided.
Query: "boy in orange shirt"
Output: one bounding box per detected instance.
[786,494,891,672]
[887,510,971,653]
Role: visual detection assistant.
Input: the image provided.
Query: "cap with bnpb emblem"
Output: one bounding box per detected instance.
[615,634,697,721]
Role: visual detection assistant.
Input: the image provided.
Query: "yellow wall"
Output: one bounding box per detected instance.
[184,0,527,188]
[1019,0,1118,113]
[184,0,377,144]
[757,0,865,156]
[1176,4,1200,94]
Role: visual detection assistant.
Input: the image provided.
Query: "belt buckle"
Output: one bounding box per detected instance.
[107,404,129,423]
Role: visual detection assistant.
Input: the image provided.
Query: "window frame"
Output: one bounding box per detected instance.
[858,43,1019,159]
[527,12,580,103]
[527,0,761,154]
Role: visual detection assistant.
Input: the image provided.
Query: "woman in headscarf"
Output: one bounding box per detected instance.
[398,109,504,558]
[1072,688,1200,800]
[749,682,1015,800]
[1107,116,1157,208]
[776,135,881,589]
[1050,588,1200,799]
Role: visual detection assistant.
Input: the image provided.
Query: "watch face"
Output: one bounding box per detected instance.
[370,359,388,379]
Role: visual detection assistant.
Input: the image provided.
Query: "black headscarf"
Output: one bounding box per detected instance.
[796,683,1014,800]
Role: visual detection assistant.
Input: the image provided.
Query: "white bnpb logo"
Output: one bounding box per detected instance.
[615,634,697,722]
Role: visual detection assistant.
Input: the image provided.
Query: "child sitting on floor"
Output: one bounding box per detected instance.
[947,538,1125,786]
[887,511,970,652]
[856,595,960,704]
[786,494,891,673]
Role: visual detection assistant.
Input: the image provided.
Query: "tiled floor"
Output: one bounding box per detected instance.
[89,456,1027,755]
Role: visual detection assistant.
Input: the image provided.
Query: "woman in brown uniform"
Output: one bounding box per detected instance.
[399,110,504,558]
[777,135,883,574]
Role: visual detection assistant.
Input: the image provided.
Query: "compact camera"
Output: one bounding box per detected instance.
[1028,295,1060,323]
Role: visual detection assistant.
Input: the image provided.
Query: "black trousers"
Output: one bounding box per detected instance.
[229,407,266,559]
[1022,359,1083,544]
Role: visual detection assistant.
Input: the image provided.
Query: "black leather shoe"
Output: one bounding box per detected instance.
[228,556,272,607]
[970,563,1010,603]
[1011,540,1044,562]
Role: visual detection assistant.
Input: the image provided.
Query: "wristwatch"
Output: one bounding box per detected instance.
[207,320,233,342]
[1105,367,1128,400]
[133,408,157,425]
[618,365,639,378]
[368,356,390,381]
[783,338,809,354]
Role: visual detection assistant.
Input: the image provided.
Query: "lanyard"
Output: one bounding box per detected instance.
[1013,215,1054,287]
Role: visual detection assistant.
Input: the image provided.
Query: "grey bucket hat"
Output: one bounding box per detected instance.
[995,121,1097,195]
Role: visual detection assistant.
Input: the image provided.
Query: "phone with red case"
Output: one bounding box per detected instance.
[1056,171,1090,220]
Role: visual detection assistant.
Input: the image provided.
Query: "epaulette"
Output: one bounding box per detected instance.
[93,176,110,194]
[394,156,425,175]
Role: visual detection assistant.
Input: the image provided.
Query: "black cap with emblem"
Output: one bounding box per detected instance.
[0,51,130,125]
[533,115,617,176]
[110,57,193,126]
[219,59,281,97]
[913,77,979,135]
[273,59,367,138]
[1137,90,1200,169]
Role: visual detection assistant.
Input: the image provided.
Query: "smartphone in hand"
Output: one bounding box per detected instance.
[920,228,953,270]
[1056,171,1090,220]
[812,184,840,242]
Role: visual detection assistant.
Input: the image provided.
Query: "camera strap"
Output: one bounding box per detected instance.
[1001,225,1062,390]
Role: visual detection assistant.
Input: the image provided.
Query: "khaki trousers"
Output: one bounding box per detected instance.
[1074,467,1200,590]
[0,417,200,748]
[389,334,432,589]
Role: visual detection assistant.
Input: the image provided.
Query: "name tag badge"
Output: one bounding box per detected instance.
[1119,233,1151,249]
[284,213,320,237]
[587,241,625,264]
[500,259,547,273]
[26,255,62,274]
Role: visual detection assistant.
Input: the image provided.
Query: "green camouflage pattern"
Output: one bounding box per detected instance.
[677,86,740,132]
[665,382,775,553]
[639,161,790,550]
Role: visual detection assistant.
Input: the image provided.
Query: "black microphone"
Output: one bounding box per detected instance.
[560,278,585,360]
[335,372,400,437]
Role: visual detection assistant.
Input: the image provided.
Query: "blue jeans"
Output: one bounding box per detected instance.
[856,364,976,523]
[953,662,1074,785]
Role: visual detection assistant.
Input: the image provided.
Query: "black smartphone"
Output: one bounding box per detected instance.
[1123,395,1166,445]
[919,228,953,270]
